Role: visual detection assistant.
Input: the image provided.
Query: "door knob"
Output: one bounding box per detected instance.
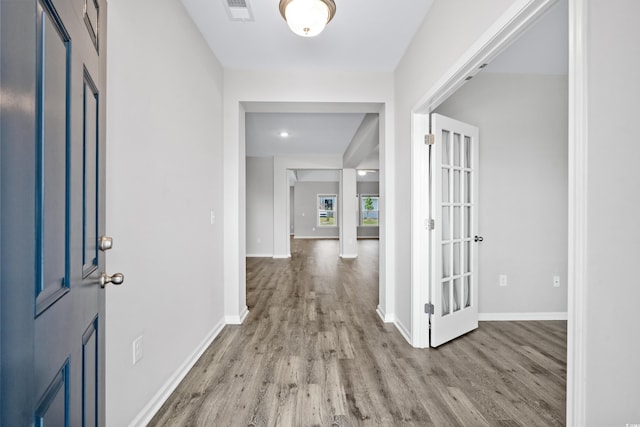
[99,236,113,251]
[474,235,484,242]
[100,272,124,288]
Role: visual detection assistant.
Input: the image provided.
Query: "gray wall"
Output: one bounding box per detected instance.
[436,72,568,314]
[246,157,274,256]
[585,1,640,423]
[105,0,225,424]
[357,181,379,238]
[290,186,294,234]
[294,182,340,238]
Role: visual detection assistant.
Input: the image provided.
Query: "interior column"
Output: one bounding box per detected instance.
[340,168,358,258]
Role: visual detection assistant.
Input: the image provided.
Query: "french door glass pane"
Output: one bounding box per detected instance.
[453,242,461,276]
[464,276,471,308]
[442,131,450,165]
[442,281,450,316]
[465,172,471,203]
[453,278,461,312]
[464,136,471,168]
[464,207,471,238]
[454,133,461,167]
[453,170,460,203]
[442,207,450,241]
[464,241,471,273]
[453,207,461,239]
[442,169,450,203]
[442,244,450,279]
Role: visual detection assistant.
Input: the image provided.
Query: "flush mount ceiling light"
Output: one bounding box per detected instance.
[279,0,336,37]
[279,131,289,137]
[358,170,367,176]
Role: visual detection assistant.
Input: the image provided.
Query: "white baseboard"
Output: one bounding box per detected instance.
[246,253,273,258]
[340,254,357,259]
[293,236,339,240]
[479,312,568,321]
[128,319,226,427]
[272,254,291,259]
[394,319,412,346]
[377,307,413,346]
[376,306,395,323]
[225,306,249,324]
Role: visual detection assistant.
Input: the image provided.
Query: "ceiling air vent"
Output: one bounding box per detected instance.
[223,0,254,22]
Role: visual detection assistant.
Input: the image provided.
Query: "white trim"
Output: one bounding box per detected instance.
[393,319,412,346]
[376,305,395,323]
[479,312,568,321]
[340,254,357,259]
[225,305,249,324]
[246,253,274,258]
[272,255,291,259]
[127,319,226,427]
[410,112,430,348]
[567,0,587,425]
[293,236,339,240]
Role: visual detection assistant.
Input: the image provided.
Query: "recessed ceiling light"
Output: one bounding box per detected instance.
[358,170,367,176]
[280,131,289,138]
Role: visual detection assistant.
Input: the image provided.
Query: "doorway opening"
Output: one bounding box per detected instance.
[243,106,386,317]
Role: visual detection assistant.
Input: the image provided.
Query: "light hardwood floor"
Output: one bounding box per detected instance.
[149,239,566,426]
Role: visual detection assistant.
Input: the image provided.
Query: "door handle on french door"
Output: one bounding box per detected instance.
[100,272,124,288]
[474,236,484,242]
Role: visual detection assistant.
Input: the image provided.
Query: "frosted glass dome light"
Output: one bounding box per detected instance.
[279,0,337,37]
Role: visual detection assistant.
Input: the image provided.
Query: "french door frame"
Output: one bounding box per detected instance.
[409,0,586,424]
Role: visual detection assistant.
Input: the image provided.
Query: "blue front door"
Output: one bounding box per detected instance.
[1,0,110,424]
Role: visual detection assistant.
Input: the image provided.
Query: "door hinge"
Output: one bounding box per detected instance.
[424,303,434,315]
[425,134,435,145]
[426,218,435,230]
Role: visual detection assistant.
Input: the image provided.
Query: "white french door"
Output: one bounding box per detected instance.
[430,113,480,347]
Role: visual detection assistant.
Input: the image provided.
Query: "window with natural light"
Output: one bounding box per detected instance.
[360,195,379,226]
[318,194,337,226]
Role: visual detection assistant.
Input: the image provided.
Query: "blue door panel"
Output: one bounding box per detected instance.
[35,359,70,427]
[82,72,99,278]
[82,318,99,427]
[35,0,71,316]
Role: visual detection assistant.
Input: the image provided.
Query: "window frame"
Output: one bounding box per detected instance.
[317,194,338,227]
[360,194,379,227]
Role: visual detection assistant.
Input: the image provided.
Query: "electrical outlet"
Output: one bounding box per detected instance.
[553,276,560,287]
[210,210,215,225]
[133,336,143,365]
[499,274,508,287]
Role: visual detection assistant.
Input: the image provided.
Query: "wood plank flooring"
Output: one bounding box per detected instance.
[149,239,566,426]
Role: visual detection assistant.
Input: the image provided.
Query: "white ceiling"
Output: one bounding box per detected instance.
[212,0,567,162]
[245,112,365,157]
[179,0,435,71]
